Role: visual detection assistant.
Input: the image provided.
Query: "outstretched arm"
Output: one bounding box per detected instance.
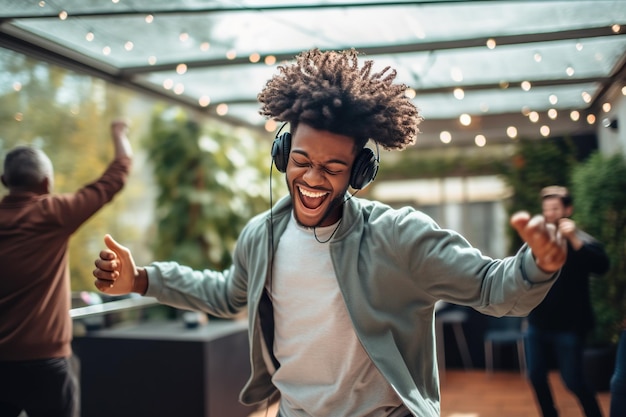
[110,119,133,160]
[510,211,566,273]
[93,234,148,295]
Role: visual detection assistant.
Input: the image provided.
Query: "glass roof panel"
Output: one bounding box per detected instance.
[1,0,624,146]
[416,83,600,120]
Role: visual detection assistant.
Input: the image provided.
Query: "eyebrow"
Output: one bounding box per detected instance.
[291,149,350,167]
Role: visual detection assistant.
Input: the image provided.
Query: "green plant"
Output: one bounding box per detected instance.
[571,152,626,346]
[144,105,281,270]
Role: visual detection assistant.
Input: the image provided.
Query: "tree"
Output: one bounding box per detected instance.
[571,152,626,346]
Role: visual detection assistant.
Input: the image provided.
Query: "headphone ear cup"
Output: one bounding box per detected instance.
[350,148,379,190]
[271,132,291,173]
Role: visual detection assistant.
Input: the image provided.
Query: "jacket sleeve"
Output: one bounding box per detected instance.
[143,261,247,317]
[393,208,558,317]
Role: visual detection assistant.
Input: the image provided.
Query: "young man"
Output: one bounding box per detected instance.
[526,185,610,417]
[0,121,133,417]
[92,49,566,417]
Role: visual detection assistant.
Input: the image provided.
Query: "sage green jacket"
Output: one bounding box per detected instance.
[145,195,556,416]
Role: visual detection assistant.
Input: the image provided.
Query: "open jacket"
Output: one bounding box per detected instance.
[144,194,557,416]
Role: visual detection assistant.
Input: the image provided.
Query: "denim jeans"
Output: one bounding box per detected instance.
[610,330,626,417]
[525,325,603,417]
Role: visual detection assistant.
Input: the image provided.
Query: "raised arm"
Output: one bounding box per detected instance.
[110,119,133,160]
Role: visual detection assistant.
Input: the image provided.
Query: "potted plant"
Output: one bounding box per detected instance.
[571,151,626,390]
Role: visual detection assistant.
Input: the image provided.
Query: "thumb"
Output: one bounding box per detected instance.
[103,234,136,273]
[510,211,530,236]
[104,233,126,255]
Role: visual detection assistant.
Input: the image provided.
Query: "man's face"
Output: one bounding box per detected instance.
[285,123,355,228]
[542,196,569,225]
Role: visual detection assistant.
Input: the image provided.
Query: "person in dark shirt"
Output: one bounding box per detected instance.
[610,322,626,417]
[526,185,610,417]
[0,121,132,417]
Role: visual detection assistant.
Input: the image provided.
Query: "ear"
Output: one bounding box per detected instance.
[565,205,573,217]
[41,176,51,194]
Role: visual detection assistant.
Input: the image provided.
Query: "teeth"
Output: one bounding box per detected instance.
[299,187,327,198]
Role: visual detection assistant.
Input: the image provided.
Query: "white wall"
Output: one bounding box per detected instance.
[597,86,626,157]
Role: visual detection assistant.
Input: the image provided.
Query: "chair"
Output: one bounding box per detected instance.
[483,316,527,375]
[435,302,474,379]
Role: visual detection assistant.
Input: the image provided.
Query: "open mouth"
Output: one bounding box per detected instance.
[298,186,329,210]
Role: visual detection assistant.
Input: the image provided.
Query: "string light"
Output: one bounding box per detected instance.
[216,103,229,116]
[200,42,210,51]
[264,55,276,65]
[486,38,496,49]
[85,32,95,41]
[450,67,463,82]
[521,81,531,91]
[586,114,596,124]
[226,50,237,60]
[548,109,558,120]
[506,126,518,139]
[440,131,452,144]
[249,53,260,63]
[173,83,185,95]
[265,119,278,132]
[549,94,558,105]
[453,88,464,100]
[176,63,188,75]
[602,102,612,112]
[570,110,580,121]
[540,125,550,137]
[475,134,486,147]
[199,96,211,107]
[459,114,471,126]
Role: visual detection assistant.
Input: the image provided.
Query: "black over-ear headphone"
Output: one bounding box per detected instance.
[271,127,379,190]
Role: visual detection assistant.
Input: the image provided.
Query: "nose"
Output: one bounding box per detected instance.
[302,165,325,186]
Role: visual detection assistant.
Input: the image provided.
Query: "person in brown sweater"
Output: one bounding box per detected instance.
[0,120,132,417]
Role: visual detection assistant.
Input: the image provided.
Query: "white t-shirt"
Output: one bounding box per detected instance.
[269,214,408,417]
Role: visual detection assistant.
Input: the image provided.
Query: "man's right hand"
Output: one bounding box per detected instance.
[93,234,148,295]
